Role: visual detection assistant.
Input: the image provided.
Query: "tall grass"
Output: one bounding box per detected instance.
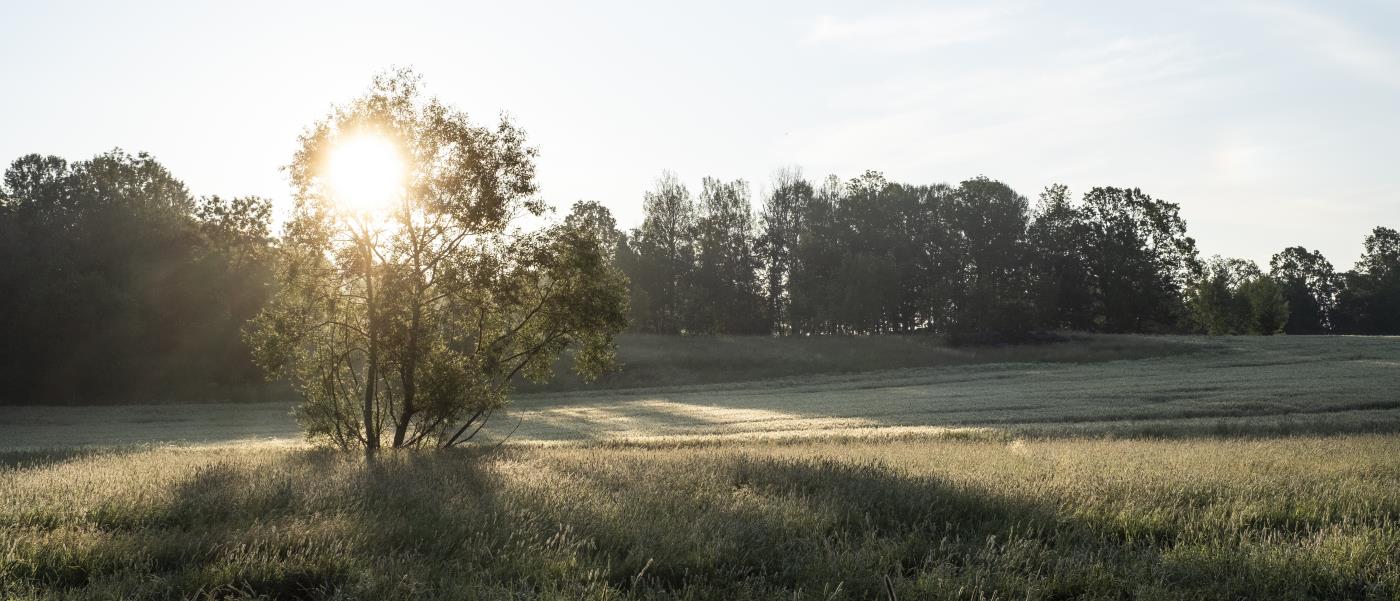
[4,435,1397,599]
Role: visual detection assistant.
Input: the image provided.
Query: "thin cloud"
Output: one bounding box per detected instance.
[804,5,1021,52]
[1245,2,1400,89]
[779,33,1214,177]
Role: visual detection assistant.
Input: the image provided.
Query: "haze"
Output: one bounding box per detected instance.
[3,0,1398,266]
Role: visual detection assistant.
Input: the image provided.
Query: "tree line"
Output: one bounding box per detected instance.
[0,151,274,404]
[614,169,1400,340]
[2,156,1398,406]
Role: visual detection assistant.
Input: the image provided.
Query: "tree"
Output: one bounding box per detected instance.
[757,168,812,334]
[1335,227,1400,334]
[909,183,958,334]
[563,201,622,261]
[1269,246,1337,334]
[787,175,846,333]
[1238,275,1288,335]
[191,195,276,387]
[944,177,1033,342]
[612,230,652,331]
[835,172,926,334]
[248,71,628,451]
[1189,257,1259,335]
[0,150,272,404]
[629,173,696,333]
[1028,184,1094,330]
[1080,187,1200,332]
[1359,226,1400,278]
[689,177,767,334]
[1188,257,1287,335]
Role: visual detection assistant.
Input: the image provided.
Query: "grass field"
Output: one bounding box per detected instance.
[3,334,1397,448]
[2,334,1399,599]
[4,436,1398,599]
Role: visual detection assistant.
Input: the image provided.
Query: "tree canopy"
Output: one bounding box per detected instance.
[0,150,272,404]
[247,71,628,449]
[620,174,1213,339]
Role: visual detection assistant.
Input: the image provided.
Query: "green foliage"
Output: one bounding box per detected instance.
[1270,246,1338,334]
[1028,184,1095,330]
[626,174,1205,340]
[1335,227,1400,334]
[1079,187,1201,333]
[1189,257,1288,335]
[756,168,812,334]
[1189,257,1257,335]
[1238,275,1289,335]
[616,168,1395,341]
[688,178,767,334]
[785,175,850,333]
[248,71,628,450]
[626,172,695,334]
[944,176,1034,343]
[0,151,273,404]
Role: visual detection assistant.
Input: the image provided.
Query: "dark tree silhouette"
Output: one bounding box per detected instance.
[786,176,848,333]
[0,151,272,405]
[1028,184,1095,330]
[1335,227,1400,334]
[1079,187,1200,333]
[1270,246,1338,334]
[689,178,767,334]
[757,168,812,334]
[944,177,1034,342]
[629,173,696,334]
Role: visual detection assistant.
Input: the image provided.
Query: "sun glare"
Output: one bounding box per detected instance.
[325,133,405,213]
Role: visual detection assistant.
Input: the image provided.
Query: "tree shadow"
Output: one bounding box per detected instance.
[0,446,124,470]
[20,446,1390,599]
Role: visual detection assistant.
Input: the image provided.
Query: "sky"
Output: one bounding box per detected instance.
[3,0,1398,268]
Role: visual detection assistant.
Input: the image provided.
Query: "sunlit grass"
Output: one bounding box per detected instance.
[3,335,1397,598]
[2,435,1397,599]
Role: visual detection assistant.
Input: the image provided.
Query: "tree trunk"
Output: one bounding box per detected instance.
[392,304,419,447]
[361,231,380,452]
[391,236,424,448]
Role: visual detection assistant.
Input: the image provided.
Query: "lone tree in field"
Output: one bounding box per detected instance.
[249,71,628,451]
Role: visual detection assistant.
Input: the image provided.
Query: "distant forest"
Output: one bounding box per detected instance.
[2,152,1398,404]
[616,170,1399,340]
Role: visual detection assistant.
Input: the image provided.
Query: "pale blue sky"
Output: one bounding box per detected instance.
[3,0,1398,267]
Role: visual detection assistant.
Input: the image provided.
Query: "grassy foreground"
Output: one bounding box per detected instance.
[4,435,1399,600]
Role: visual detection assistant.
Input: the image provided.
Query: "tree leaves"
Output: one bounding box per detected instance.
[249,71,628,450]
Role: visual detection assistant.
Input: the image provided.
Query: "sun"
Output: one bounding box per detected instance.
[324,133,405,214]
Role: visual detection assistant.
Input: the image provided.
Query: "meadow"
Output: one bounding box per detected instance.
[4,334,1397,448]
[2,334,1399,599]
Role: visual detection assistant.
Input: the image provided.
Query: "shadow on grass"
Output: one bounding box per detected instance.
[0,446,145,471]
[12,447,1393,600]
